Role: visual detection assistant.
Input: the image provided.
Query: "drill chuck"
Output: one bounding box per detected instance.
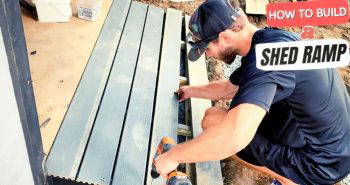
[151,168,160,179]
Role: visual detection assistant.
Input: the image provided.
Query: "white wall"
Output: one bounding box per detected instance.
[0,27,35,185]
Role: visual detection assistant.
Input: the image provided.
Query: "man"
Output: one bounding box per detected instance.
[154,0,350,184]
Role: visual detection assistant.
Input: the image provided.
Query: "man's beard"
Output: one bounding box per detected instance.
[218,46,238,65]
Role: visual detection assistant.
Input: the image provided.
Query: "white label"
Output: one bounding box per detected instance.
[79,7,93,19]
[256,39,350,71]
[77,4,101,21]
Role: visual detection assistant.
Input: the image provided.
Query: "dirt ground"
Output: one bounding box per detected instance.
[137,0,350,184]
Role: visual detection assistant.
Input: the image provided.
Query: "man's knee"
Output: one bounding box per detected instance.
[204,106,228,116]
[201,107,227,129]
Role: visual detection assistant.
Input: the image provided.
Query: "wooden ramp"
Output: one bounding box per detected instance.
[45,1,223,184]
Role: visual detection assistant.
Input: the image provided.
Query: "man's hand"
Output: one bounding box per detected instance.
[176,86,193,102]
[154,149,179,178]
[176,80,237,101]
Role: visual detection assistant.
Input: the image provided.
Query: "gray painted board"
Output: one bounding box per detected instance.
[145,8,183,185]
[185,15,223,185]
[76,2,148,184]
[0,27,35,185]
[111,5,164,185]
[45,0,132,179]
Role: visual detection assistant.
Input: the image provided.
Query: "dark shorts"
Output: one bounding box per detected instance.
[236,102,346,185]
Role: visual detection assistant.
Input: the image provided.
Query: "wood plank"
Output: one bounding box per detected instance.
[177,124,192,137]
[245,0,269,15]
[45,0,132,179]
[185,15,223,185]
[180,76,188,86]
[111,5,164,185]
[145,8,183,185]
[76,2,148,184]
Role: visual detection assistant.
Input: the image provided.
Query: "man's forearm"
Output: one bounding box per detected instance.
[190,80,237,101]
[154,104,266,176]
[170,121,239,163]
[169,104,264,164]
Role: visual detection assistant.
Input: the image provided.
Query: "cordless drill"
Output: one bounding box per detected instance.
[151,137,192,185]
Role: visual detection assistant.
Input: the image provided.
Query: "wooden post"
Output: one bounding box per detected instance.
[0,0,46,184]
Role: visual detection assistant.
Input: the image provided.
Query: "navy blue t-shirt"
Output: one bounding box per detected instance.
[229,28,350,181]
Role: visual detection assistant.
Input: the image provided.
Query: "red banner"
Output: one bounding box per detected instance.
[266,0,349,28]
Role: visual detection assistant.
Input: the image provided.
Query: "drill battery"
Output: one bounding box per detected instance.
[151,137,192,185]
[167,171,192,185]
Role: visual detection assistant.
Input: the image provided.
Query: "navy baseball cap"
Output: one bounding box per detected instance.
[187,0,240,61]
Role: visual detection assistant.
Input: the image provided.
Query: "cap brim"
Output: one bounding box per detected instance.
[188,42,209,62]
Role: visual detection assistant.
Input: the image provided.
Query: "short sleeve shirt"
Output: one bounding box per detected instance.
[229,28,299,111]
[229,27,350,179]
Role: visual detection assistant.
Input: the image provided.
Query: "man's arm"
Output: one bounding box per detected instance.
[177,79,238,101]
[154,103,266,176]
